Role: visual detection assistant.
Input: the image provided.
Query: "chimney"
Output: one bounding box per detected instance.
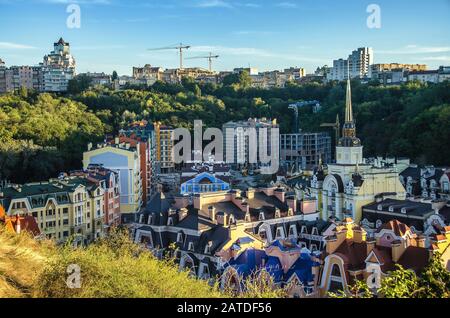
[87,142,93,151]
[391,239,407,263]
[208,205,216,222]
[366,238,376,255]
[352,226,367,243]
[246,188,255,200]
[114,137,119,144]
[15,215,21,234]
[326,228,347,254]
[274,188,285,203]
[125,143,131,150]
[286,196,297,214]
[416,235,426,248]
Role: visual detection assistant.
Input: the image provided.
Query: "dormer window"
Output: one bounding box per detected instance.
[301,226,308,234]
[204,242,212,254]
[167,217,174,226]
[139,214,144,223]
[147,215,152,224]
[188,242,195,251]
[259,211,265,221]
[311,227,318,235]
[245,212,251,222]
[400,208,407,214]
[377,204,383,211]
[177,232,184,243]
[229,214,236,225]
[275,227,285,239]
[376,220,382,228]
[288,225,297,238]
[275,209,281,218]
[388,206,394,212]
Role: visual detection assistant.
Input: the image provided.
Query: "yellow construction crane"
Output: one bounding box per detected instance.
[147,43,191,69]
[320,114,341,147]
[186,53,219,72]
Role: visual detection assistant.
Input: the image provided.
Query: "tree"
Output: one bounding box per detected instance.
[112,70,118,81]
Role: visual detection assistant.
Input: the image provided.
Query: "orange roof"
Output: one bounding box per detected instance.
[376,220,410,237]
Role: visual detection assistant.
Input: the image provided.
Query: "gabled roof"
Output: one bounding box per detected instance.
[376,219,411,237]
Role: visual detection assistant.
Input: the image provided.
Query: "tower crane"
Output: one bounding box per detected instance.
[186,53,219,72]
[147,43,190,70]
[320,114,341,150]
[288,100,321,133]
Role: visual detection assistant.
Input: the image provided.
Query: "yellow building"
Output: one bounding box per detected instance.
[0,178,105,246]
[310,76,406,222]
[83,142,143,215]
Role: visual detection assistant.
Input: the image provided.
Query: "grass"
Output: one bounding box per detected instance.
[0,227,224,298]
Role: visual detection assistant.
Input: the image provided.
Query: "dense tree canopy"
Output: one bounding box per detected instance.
[0,79,449,183]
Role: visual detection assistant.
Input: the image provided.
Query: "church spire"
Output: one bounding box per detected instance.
[337,67,361,148]
[345,73,353,123]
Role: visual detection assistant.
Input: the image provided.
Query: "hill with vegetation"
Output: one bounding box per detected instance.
[1,76,449,184]
[0,227,226,298]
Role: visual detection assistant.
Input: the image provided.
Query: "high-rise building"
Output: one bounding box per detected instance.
[348,47,373,79]
[42,37,76,92]
[280,132,332,172]
[154,122,175,173]
[223,118,279,170]
[328,47,373,81]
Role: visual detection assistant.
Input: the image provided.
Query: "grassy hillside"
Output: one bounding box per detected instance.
[0,227,224,298]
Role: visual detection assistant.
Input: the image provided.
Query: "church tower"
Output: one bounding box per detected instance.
[336,76,363,165]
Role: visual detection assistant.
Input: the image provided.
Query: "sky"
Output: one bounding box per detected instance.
[0,0,449,75]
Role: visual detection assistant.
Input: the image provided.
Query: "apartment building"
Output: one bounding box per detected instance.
[83,141,143,217]
[69,165,121,229]
[0,179,105,246]
[42,38,76,92]
[0,63,42,93]
[223,118,279,170]
[280,132,332,172]
[154,122,175,173]
[328,47,373,81]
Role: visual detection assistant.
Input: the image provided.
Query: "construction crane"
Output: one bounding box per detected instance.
[320,114,341,148]
[147,43,190,70]
[186,53,219,72]
[288,100,321,133]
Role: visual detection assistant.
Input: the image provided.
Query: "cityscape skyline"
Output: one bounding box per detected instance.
[1,0,449,74]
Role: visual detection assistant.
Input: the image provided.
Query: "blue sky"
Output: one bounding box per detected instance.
[0,0,449,75]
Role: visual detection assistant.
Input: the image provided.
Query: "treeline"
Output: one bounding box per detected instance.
[0,76,449,183]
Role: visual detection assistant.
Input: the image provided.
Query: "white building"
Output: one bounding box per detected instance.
[223,118,279,170]
[42,38,76,92]
[328,47,373,81]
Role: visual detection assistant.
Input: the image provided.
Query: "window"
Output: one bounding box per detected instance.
[259,211,265,221]
[204,243,212,254]
[376,220,382,228]
[168,217,174,226]
[188,242,195,251]
[177,233,184,243]
[288,225,297,238]
[275,227,285,239]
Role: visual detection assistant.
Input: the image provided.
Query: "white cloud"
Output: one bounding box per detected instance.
[378,45,450,55]
[194,0,233,8]
[275,2,298,8]
[419,56,450,62]
[0,42,36,49]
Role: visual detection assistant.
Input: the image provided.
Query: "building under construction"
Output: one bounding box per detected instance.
[280,132,332,172]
